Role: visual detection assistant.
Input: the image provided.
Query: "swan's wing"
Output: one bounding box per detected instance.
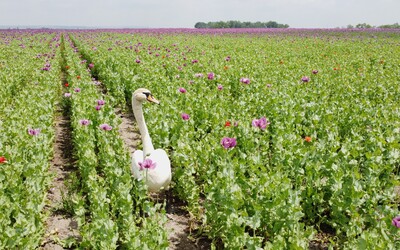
[146,149,172,191]
[131,150,144,180]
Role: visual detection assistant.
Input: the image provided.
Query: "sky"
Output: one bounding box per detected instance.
[0,0,399,28]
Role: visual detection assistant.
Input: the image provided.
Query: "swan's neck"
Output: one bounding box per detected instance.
[132,99,154,157]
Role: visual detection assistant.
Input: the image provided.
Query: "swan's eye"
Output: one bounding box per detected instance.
[142,92,151,97]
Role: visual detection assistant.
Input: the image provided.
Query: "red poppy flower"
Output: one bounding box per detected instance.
[304,136,312,143]
[224,121,231,127]
[65,65,70,69]
[77,75,81,79]
[64,83,69,87]
[0,156,7,164]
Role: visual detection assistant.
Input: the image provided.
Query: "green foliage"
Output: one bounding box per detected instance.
[2,29,400,249]
[0,32,62,249]
[70,29,400,248]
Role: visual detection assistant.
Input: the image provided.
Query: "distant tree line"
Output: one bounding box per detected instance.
[194,20,289,29]
[346,22,400,29]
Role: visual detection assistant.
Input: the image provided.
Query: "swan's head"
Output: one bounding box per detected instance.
[133,88,160,104]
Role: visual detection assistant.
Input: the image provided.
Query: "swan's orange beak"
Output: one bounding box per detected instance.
[147,94,160,104]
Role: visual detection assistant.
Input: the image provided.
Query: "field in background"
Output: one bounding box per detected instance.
[1,28,400,249]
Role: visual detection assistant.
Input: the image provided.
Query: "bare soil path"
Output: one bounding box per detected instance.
[41,108,80,249]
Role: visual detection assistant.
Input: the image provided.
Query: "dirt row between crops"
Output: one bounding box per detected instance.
[41,106,80,250]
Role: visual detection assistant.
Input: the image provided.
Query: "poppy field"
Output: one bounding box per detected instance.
[1,28,400,249]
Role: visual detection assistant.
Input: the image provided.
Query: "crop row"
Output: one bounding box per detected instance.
[0,31,62,248]
[70,30,400,248]
[61,33,168,249]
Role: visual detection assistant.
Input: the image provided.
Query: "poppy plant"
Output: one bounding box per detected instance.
[392,216,400,228]
[304,136,312,143]
[179,87,187,93]
[99,124,112,131]
[221,137,237,149]
[224,121,231,127]
[181,113,190,120]
[79,119,90,126]
[252,117,270,130]
[240,77,251,84]
[0,156,7,164]
[301,76,310,83]
[97,100,105,106]
[138,158,157,170]
[28,128,41,136]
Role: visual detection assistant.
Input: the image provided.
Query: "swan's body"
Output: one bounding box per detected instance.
[131,88,171,192]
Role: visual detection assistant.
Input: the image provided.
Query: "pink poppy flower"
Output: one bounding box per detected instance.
[181,113,190,120]
[138,158,157,170]
[221,137,237,149]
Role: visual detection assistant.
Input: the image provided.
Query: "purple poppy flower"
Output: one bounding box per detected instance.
[97,99,105,106]
[240,77,251,84]
[312,70,318,75]
[138,158,157,170]
[74,88,81,93]
[64,93,71,98]
[266,84,272,88]
[301,76,310,83]
[192,59,198,64]
[89,63,94,69]
[135,59,141,63]
[252,117,270,130]
[392,216,400,228]
[221,137,237,149]
[79,119,90,126]
[217,84,223,91]
[181,113,190,120]
[95,105,102,111]
[99,124,112,131]
[207,72,215,80]
[179,87,187,93]
[195,73,203,78]
[225,56,231,61]
[28,128,41,136]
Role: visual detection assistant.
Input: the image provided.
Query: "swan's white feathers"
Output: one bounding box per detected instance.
[130,88,171,192]
[131,149,171,192]
[131,150,144,180]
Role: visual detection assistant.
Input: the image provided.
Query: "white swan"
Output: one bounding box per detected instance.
[131,88,171,192]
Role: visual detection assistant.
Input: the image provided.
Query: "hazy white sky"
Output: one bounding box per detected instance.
[0,0,398,28]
